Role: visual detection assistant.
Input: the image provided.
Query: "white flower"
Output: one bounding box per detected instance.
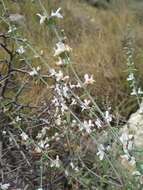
[132,170,141,176]
[127,140,133,151]
[51,155,61,168]
[120,132,129,153]
[65,169,69,176]
[105,110,112,123]
[138,88,143,95]
[0,183,10,190]
[97,144,105,160]
[63,85,69,98]
[70,82,81,89]
[2,130,6,135]
[36,132,42,139]
[139,102,143,114]
[74,166,79,172]
[61,103,68,114]
[8,25,16,33]
[20,132,28,141]
[70,98,77,106]
[51,8,63,19]
[56,57,64,66]
[120,132,134,152]
[71,120,77,127]
[38,140,45,149]
[16,46,25,54]
[49,68,56,76]
[83,120,94,134]
[34,146,42,153]
[15,116,21,122]
[95,118,102,128]
[127,73,134,81]
[70,162,79,172]
[81,99,90,111]
[36,13,47,24]
[120,132,128,144]
[55,70,63,81]
[54,42,71,57]
[55,115,61,126]
[41,127,47,136]
[129,156,136,166]
[131,88,137,96]
[37,139,49,150]
[29,66,40,76]
[84,74,95,85]
[70,162,74,169]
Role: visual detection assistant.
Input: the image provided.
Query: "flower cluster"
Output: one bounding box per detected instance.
[120,132,135,166]
[37,7,63,25]
[125,40,143,97]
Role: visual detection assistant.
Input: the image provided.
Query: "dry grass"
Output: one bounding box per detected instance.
[1,0,143,116]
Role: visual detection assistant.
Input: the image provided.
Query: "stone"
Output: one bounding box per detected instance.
[120,102,143,148]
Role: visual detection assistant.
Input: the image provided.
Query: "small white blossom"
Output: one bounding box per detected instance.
[54,42,71,57]
[127,73,134,81]
[120,132,134,152]
[51,8,63,19]
[55,115,61,126]
[105,110,112,123]
[36,132,42,139]
[41,127,47,137]
[34,146,42,153]
[63,85,69,98]
[97,144,105,160]
[38,140,45,149]
[51,155,61,168]
[8,25,17,33]
[0,183,10,190]
[70,98,77,106]
[61,103,68,114]
[65,169,69,176]
[56,57,64,66]
[55,70,63,81]
[131,88,137,96]
[74,166,79,172]
[130,156,136,166]
[2,130,6,135]
[29,66,40,76]
[15,116,21,122]
[84,74,95,85]
[83,120,94,134]
[70,162,74,169]
[120,132,129,145]
[95,118,102,128]
[36,13,47,24]
[138,88,143,95]
[62,75,70,81]
[70,162,79,172]
[49,68,56,76]
[20,132,28,141]
[81,99,90,111]
[132,170,141,176]
[16,46,25,54]
[71,119,77,127]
